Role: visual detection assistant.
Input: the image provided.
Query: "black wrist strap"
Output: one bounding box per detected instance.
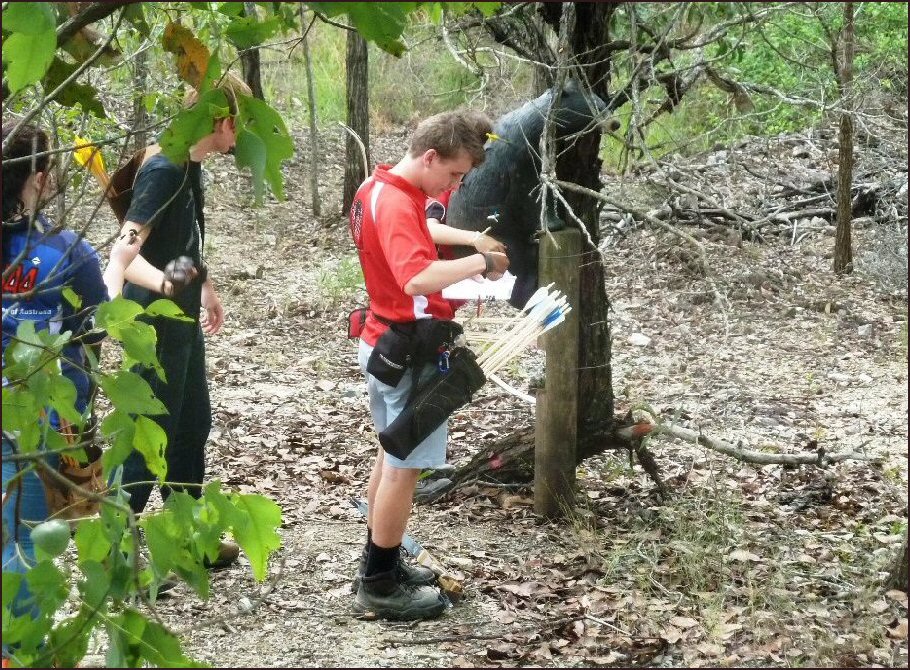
[481,253,494,278]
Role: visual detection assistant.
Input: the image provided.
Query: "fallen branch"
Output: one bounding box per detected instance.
[655,422,881,466]
[448,414,880,499]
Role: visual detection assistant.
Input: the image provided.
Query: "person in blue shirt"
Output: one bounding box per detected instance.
[1,120,134,661]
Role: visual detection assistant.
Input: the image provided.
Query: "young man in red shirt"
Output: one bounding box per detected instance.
[349,111,508,620]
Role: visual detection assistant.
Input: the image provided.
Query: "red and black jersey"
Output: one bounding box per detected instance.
[349,166,455,346]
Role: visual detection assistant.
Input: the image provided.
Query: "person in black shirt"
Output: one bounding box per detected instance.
[110,73,252,570]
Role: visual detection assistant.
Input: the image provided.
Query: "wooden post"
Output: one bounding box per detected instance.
[534,229,581,518]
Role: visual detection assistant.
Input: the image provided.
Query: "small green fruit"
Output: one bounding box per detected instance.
[31,519,71,557]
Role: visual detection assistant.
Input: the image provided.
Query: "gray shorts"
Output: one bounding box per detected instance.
[358,338,447,469]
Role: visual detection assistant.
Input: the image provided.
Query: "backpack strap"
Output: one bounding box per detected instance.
[107,148,148,223]
[188,161,205,248]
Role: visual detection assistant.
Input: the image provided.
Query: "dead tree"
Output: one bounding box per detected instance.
[299,5,321,218]
[833,1,855,274]
[131,44,149,152]
[241,1,265,99]
[342,31,369,216]
[887,535,908,590]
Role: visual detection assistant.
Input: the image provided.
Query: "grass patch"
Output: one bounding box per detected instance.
[315,255,365,309]
[258,22,531,132]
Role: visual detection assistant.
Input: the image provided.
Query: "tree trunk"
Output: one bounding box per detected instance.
[471,2,619,485]
[299,6,321,218]
[549,2,618,433]
[887,535,908,590]
[131,45,149,153]
[342,31,370,216]
[833,1,854,275]
[240,2,265,100]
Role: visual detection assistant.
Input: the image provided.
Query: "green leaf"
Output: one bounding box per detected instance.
[77,561,112,609]
[236,95,295,201]
[140,616,206,668]
[425,3,443,23]
[74,519,112,564]
[307,2,418,56]
[145,299,193,322]
[5,321,43,372]
[217,2,246,17]
[2,571,24,609]
[24,560,70,617]
[95,298,145,339]
[2,30,57,94]
[110,609,204,668]
[234,128,267,203]
[97,494,130,546]
[225,15,283,50]
[2,386,41,453]
[159,89,229,163]
[45,611,94,669]
[141,511,179,575]
[229,494,282,581]
[2,2,55,34]
[117,322,163,379]
[133,416,168,481]
[99,372,167,416]
[62,287,83,310]
[123,3,151,34]
[101,409,137,475]
[43,57,107,117]
[196,52,223,98]
[45,373,81,425]
[143,92,159,113]
[201,481,240,526]
[474,2,501,17]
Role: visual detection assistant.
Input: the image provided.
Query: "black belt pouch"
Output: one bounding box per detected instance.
[366,327,414,387]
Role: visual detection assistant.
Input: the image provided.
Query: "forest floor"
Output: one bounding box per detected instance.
[85,125,907,668]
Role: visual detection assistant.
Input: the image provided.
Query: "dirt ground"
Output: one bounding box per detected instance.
[81,127,907,668]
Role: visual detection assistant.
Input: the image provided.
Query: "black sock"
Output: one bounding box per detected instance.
[365,541,400,577]
[362,527,372,560]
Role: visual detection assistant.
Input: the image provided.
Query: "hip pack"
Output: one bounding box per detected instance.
[366,315,463,388]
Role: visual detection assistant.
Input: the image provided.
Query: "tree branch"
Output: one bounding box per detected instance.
[656,422,880,466]
[56,1,131,47]
[3,9,127,152]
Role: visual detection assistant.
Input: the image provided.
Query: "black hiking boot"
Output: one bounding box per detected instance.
[353,570,446,621]
[203,540,240,570]
[352,547,437,593]
[146,572,179,601]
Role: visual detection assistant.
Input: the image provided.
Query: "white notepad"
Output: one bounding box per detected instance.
[442,271,516,300]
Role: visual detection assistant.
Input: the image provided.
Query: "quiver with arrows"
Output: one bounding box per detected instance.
[379,347,485,460]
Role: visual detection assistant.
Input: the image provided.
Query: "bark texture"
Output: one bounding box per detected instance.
[342,32,370,216]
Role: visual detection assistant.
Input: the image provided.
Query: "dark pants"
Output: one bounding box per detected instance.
[119,321,211,513]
